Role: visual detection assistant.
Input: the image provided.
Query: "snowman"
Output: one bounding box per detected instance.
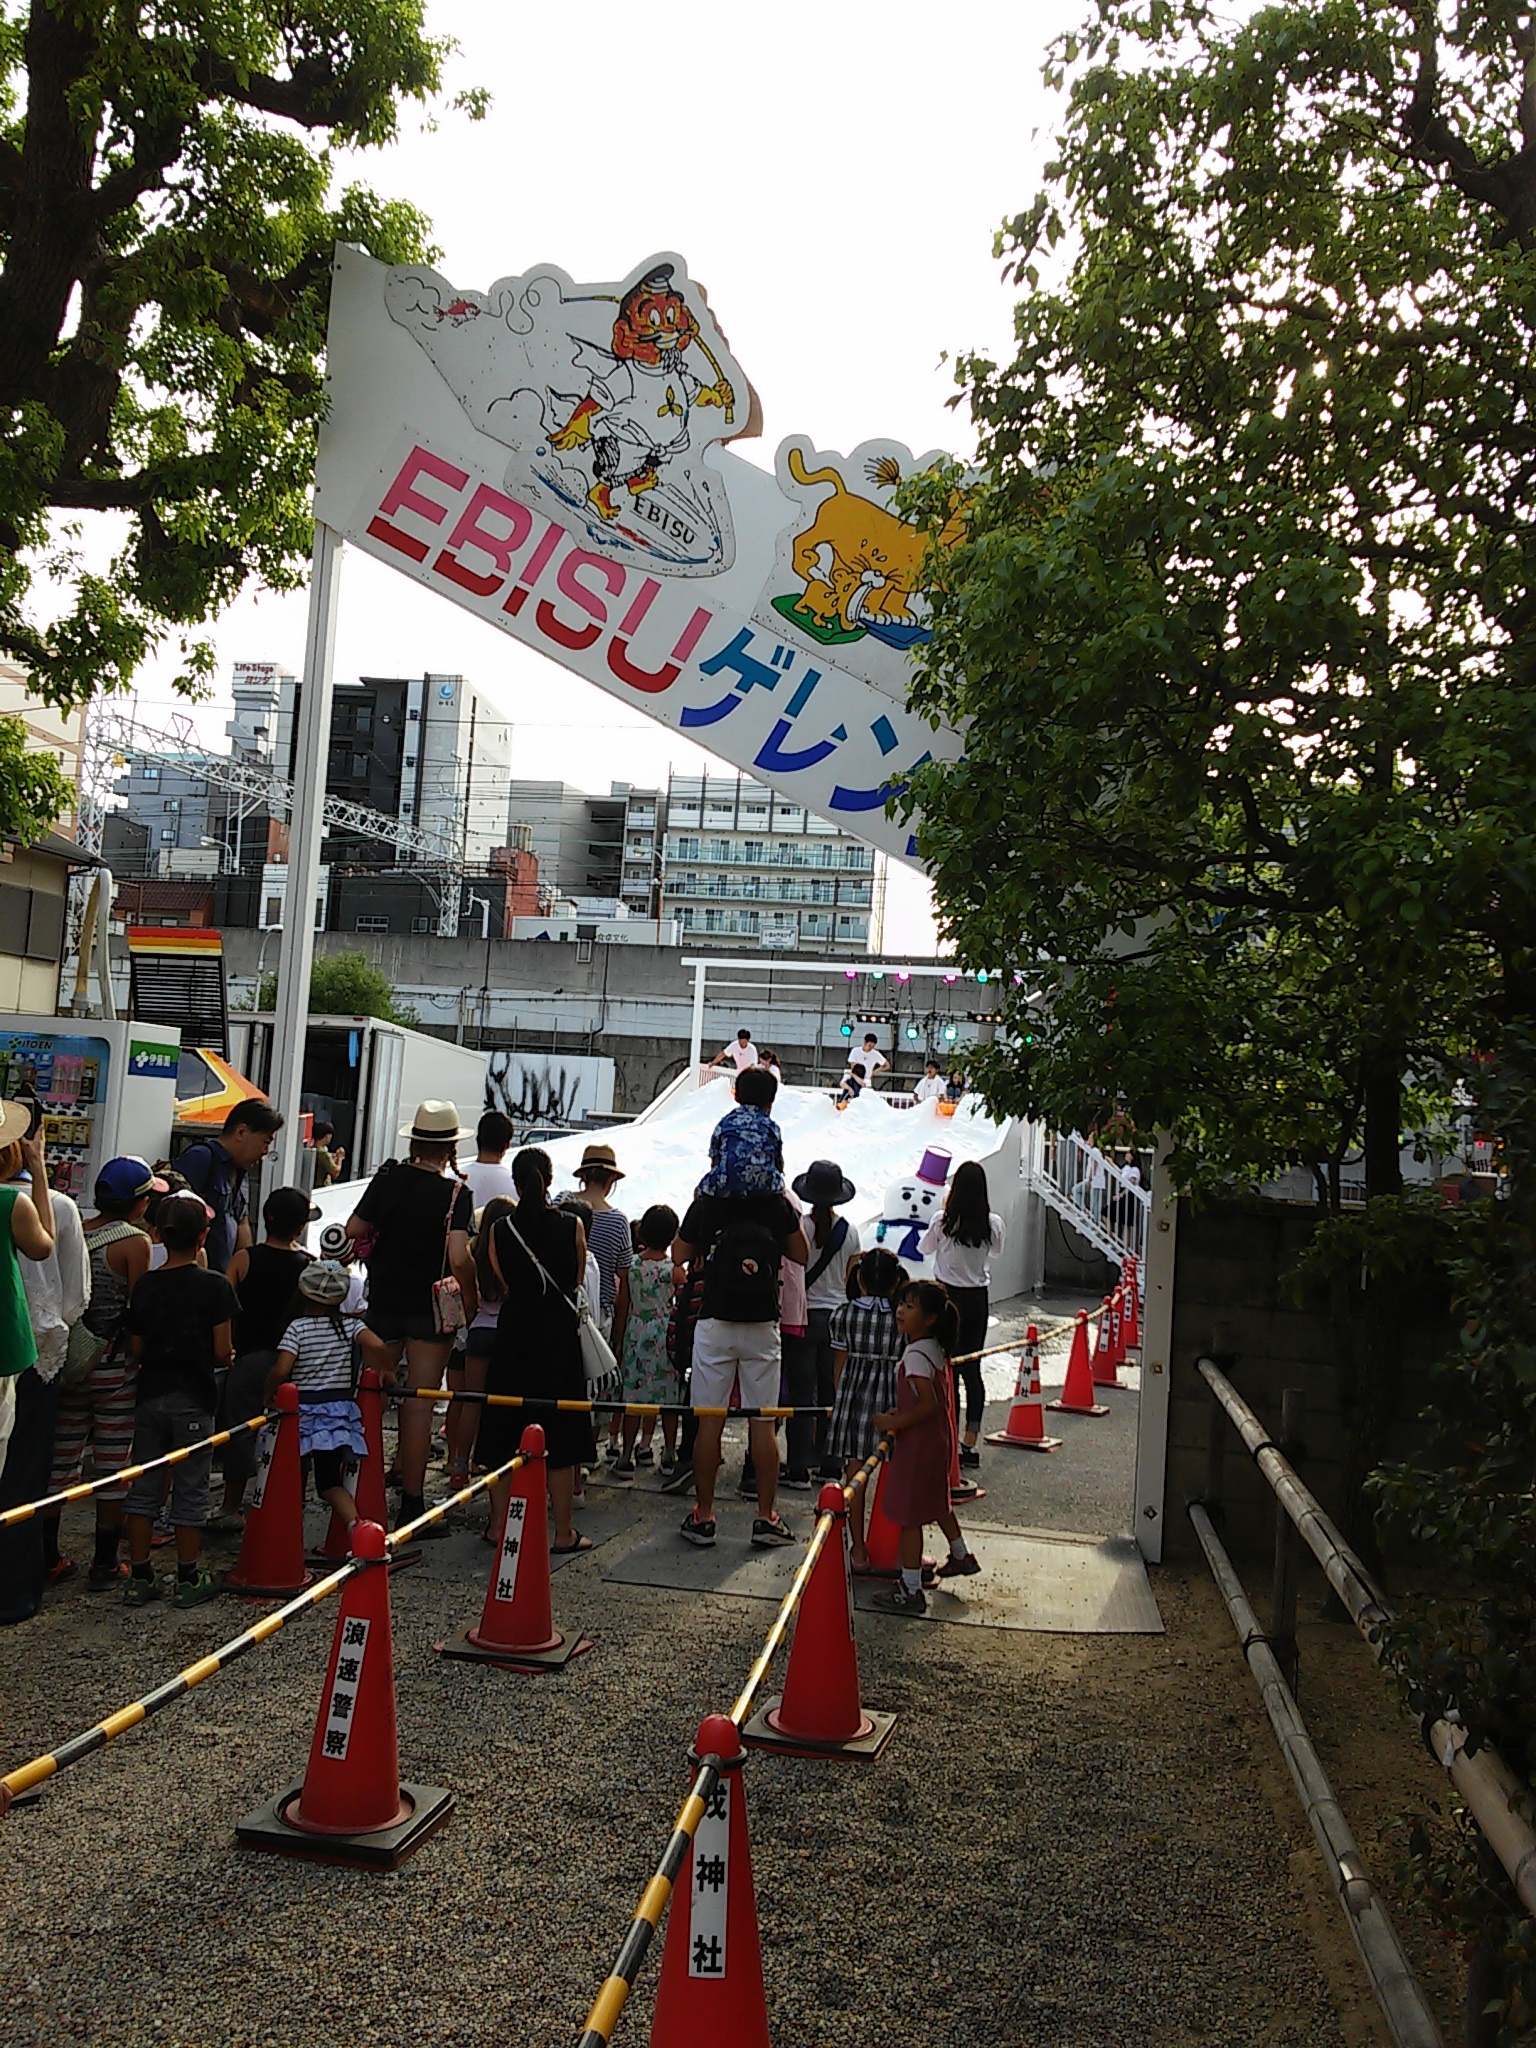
[873,1147,952,1269]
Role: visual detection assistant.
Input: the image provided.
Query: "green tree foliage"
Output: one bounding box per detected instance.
[0,711,72,842]
[0,0,484,708]
[906,1,1536,2012]
[256,948,414,1025]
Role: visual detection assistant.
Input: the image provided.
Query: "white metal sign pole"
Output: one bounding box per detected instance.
[269,519,343,1185]
[688,959,708,1078]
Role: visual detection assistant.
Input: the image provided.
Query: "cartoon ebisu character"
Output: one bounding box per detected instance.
[383,255,750,573]
[547,265,736,523]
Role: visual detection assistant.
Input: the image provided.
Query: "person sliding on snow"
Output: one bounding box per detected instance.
[548,264,734,522]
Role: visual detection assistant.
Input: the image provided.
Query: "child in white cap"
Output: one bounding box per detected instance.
[266,1260,366,1534]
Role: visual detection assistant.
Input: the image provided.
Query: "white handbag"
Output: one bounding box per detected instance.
[505,1220,618,1388]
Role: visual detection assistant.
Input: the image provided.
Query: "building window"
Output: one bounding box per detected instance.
[412,916,431,933]
[142,766,159,784]
[355,915,390,933]
[264,896,283,926]
[159,828,175,842]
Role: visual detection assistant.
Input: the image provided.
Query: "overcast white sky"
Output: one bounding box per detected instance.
[125,0,1080,949]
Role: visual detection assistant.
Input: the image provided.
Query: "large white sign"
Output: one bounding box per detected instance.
[315,247,964,867]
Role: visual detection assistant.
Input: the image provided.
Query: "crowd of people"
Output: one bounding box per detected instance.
[0,1025,1001,1624]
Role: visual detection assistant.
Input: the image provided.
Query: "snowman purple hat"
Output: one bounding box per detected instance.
[915,1146,952,1188]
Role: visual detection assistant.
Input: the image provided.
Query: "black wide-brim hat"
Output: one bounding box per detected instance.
[792,1159,857,1206]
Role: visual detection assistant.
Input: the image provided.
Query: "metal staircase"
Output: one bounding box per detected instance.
[1024,1127,1148,1272]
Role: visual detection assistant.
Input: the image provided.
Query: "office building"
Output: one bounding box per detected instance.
[655,770,883,953]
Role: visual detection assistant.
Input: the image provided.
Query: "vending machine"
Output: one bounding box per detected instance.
[0,1015,182,1200]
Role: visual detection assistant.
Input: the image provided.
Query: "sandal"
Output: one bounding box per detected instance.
[45,1557,77,1586]
[551,1534,594,1555]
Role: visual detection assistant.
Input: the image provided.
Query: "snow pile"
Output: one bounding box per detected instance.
[539,1073,1009,1243]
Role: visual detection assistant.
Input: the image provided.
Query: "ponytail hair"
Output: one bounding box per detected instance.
[897,1279,961,1356]
[848,1248,906,1302]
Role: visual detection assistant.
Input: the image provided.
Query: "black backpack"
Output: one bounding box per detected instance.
[705,1216,782,1324]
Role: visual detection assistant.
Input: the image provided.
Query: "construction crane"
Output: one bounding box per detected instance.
[78,707,465,936]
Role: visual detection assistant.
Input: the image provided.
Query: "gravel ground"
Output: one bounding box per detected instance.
[0,1353,1441,2048]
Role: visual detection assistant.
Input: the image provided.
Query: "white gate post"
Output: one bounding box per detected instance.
[269,521,343,1184]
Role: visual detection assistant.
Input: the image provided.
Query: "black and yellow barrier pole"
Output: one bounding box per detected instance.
[0,1411,274,1527]
[574,1442,888,2045]
[0,1452,529,1810]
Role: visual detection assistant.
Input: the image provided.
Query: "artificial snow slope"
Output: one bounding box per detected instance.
[538,1072,1016,1268]
[310,1076,1022,1290]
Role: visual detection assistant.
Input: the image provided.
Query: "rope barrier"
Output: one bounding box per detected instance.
[0,1412,275,1528]
[0,1451,529,1807]
[575,1442,887,2046]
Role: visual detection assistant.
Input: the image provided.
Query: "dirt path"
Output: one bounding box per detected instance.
[0,1399,1460,2046]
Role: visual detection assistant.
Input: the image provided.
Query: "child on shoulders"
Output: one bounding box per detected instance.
[698,1065,784,1197]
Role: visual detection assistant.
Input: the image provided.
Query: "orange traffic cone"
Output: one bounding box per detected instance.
[650,1715,771,2048]
[317,1367,390,1563]
[1048,1310,1110,1417]
[226,1382,314,1596]
[985,1326,1063,1450]
[440,1424,588,1672]
[236,1520,454,1868]
[1094,1290,1128,1390]
[744,1485,896,1762]
[947,1364,985,1503]
[1121,1257,1142,1354]
[859,1459,937,1584]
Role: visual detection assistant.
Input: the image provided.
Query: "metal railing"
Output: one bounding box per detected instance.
[1025,1127,1150,1269]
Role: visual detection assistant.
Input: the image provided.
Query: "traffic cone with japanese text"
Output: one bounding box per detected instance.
[986,1326,1063,1450]
[1121,1257,1142,1355]
[1094,1289,1128,1390]
[226,1383,314,1596]
[318,1367,390,1562]
[947,1365,985,1503]
[744,1486,896,1762]
[236,1519,454,1868]
[440,1424,586,1672]
[649,1714,771,2048]
[1048,1310,1109,1417]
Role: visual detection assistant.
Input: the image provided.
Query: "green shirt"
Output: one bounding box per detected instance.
[0,1184,38,1377]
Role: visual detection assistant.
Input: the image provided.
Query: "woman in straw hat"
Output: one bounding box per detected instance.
[0,1105,60,1621]
[344,1101,476,1535]
[571,1142,631,1463]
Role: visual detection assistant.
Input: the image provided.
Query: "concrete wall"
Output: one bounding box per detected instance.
[1160,1197,1450,1562]
[209,929,970,1115]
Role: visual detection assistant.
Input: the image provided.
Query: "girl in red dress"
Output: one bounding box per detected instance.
[872,1280,979,1613]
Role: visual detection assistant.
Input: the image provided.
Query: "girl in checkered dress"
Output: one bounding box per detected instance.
[828,1249,906,1573]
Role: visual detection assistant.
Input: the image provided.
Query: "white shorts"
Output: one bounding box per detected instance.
[691,1320,782,1410]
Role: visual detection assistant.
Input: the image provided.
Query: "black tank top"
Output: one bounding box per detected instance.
[234,1244,311,1356]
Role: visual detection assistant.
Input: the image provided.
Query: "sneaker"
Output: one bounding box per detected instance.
[873,1582,928,1614]
[736,1468,757,1499]
[935,1551,981,1579]
[779,1471,814,1492]
[571,1488,587,1510]
[87,1561,130,1592]
[751,1513,796,1549]
[679,1509,716,1548]
[604,1441,621,1462]
[659,1461,694,1496]
[44,1557,77,1586]
[124,1572,161,1607]
[958,1445,982,1470]
[173,1569,221,1609]
[614,1453,635,1477]
[634,1446,655,1467]
[659,1449,677,1475]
